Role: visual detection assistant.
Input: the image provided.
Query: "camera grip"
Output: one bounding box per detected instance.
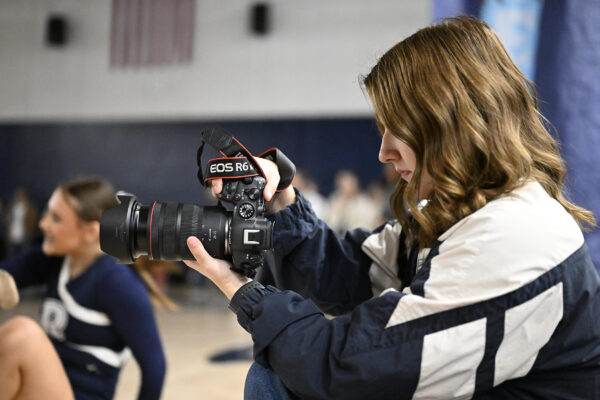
[257,148,296,191]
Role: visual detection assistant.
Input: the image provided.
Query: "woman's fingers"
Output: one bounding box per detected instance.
[183,236,218,279]
[208,158,281,201]
[255,158,280,201]
[187,236,206,255]
[184,236,251,299]
[210,179,223,199]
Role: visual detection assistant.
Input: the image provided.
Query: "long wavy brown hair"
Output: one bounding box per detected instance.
[362,16,595,248]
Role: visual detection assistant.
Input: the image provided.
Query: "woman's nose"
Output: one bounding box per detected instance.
[379,131,395,164]
[39,214,47,231]
[378,142,388,163]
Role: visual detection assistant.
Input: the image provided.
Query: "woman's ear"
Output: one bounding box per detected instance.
[83,220,100,243]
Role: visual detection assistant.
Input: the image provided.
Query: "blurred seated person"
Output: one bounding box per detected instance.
[326,169,383,234]
[291,168,329,219]
[6,187,38,258]
[0,178,166,400]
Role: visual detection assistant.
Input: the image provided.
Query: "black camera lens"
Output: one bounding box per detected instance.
[100,193,230,263]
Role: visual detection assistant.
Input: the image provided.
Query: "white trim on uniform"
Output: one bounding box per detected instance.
[67,342,132,368]
[57,257,132,367]
[58,257,111,326]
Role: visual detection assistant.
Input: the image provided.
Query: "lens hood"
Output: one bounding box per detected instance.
[100,192,137,263]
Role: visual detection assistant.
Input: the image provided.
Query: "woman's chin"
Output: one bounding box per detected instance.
[41,242,62,256]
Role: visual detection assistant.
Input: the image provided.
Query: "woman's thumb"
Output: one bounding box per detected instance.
[187,236,208,259]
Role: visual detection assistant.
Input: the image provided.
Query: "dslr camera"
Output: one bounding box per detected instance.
[99,126,295,278]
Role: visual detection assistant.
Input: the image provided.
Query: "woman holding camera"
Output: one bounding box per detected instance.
[0,178,166,400]
[185,16,600,399]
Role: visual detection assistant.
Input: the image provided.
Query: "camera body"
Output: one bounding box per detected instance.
[220,175,272,276]
[99,127,292,278]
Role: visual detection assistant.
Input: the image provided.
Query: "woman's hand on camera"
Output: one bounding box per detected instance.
[209,157,296,212]
[184,237,251,300]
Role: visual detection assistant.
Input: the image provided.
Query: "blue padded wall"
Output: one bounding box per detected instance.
[0,119,382,208]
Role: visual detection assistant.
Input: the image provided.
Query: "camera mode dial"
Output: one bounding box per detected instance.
[238,203,255,219]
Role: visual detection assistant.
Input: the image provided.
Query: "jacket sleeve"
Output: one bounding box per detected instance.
[0,246,60,288]
[231,282,422,400]
[97,266,166,400]
[268,189,375,314]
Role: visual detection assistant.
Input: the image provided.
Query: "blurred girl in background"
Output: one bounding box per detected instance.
[1,178,166,400]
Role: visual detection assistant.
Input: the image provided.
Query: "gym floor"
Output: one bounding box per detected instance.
[0,284,254,400]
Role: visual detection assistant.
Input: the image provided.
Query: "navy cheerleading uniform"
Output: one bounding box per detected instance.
[1,249,166,400]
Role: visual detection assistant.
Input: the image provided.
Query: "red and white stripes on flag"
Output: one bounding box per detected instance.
[110,0,195,67]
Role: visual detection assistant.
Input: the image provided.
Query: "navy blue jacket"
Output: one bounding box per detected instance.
[230,181,600,399]
[1,248,166,400]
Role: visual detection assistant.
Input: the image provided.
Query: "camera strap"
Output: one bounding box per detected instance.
[197,126,295,191]
[203,156,260,181]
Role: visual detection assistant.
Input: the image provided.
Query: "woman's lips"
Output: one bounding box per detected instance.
[399,170,412,181]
